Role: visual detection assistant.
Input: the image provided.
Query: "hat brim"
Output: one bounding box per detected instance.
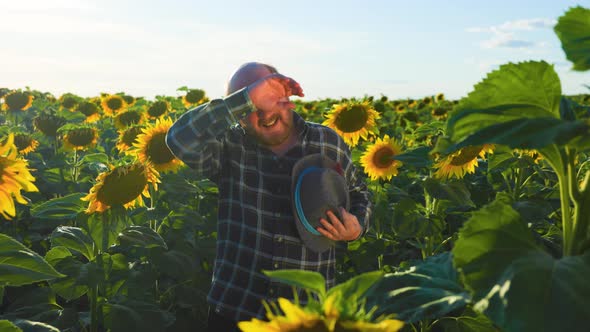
[291,154,350,254]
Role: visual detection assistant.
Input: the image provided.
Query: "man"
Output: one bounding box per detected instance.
[166,62,371,331]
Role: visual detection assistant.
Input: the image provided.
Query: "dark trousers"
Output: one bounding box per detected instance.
[207,308,240,332]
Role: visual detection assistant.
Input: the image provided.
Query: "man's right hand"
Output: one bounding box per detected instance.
[247,74,304,113]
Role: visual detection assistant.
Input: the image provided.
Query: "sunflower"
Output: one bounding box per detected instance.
[33,113,67,137]
[360,135,403,181]
[422,96,432,105]
[59,124,98,151]
[82,161,160,214]
[182,89,207,108]
[322,101,380,147]
[75,101,101,123]
[407,99,417,108]
[101,94,127,117]
[59,93,79,111]
[395,105,406,112]
[0,134,39,219]
[515,148,543,164]
[122,94,136,106]
[431,107,448,120]
[114,109,144,129]
[435,93,445,102]
[433,144,494,180]
[2,91,33,111]
[12,133,39,155]
[238,298,327,332]
[146,100,170,119]
[131,117,183,172]
[116,125,145,152]
[335,320,404,332]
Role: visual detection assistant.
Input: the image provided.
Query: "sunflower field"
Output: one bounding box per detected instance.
[1,6,589,332]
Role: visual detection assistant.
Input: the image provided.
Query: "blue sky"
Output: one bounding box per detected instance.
[1,0,588,101]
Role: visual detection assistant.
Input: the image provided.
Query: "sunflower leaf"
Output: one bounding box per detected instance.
[447,61,561,147]
[0,320,21,332]
[364,252,470,323]
[50,226,95,261]
[30,193,87,220]
[554,6,590,71]
[263,270,326,298]
[0,234,65,287]
[453,195,590,332]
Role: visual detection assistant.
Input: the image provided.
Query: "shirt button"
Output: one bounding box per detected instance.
[276,237,283,243]
[269,288,275,295]
[273,263,279,269]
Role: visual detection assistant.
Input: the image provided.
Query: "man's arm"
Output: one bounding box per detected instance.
[165,88,254,182]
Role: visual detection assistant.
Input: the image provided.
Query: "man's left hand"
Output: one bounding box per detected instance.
[317,207,362,241]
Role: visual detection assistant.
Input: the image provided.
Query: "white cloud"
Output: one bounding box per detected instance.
[467,18,556,50]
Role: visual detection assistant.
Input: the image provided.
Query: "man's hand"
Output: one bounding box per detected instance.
[316,207,362,241]
[247,74,304,113]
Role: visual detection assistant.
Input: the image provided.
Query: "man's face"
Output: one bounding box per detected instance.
[243,104,294,147]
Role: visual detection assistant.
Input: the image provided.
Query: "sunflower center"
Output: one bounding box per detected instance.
[146,132,174,165]
[122,127,144,146]
[148,101,168,117]
[450,146,483,166]
[77,102,99,116]
[62,98,77,109]
[5,92,32,110]
[373,146,396,168]
[106,97,124,111]
[186,90,205,103]
[67,128,96,147]
[334,105,369,133]
[96,165,148,206]
[117,111,142,127]
[14,135,33,151]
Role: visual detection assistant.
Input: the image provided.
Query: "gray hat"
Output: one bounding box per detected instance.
[291,154,350,253]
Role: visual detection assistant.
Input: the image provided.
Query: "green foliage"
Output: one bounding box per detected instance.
[365,252,471,323]
[0,234,64,287]
[453,195,590,332]
[554,6,590,71]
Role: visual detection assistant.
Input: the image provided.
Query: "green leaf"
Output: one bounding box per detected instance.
[423,178,475,207]
[0,320,22,332]
[44,247,89,301]
[77,152,109,165]
[450,117,589,152]
[474,252,590,332]
[554,6,590,71]
[447,61,561,145]
[453,196,540,298]
[264,270,326,298]
[50,226,95,260]
[327,270,383,299]
[436,314,497,332]
[0,234,64,287]
[11,320,60,332]
[117,226,168,250]
[393,146,433,168]
[365,252,470,323]
[80,208,132,253]
[453,196,590,331]
[30,193,86,220]
[103,298,175,332]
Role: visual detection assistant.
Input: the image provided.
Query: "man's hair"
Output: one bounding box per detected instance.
[225,62,278,95]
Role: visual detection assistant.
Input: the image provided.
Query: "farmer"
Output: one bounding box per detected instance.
[165,62,372,331]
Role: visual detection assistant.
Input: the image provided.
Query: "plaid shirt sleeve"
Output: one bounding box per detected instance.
[165,88,255,181]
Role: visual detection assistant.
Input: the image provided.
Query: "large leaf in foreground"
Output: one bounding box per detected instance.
[364,252,470,323]
[0,234,64,287]
[447,61,561,145]
[554,6,590,71]
[453,196,590,332]
[264,270,326,298]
